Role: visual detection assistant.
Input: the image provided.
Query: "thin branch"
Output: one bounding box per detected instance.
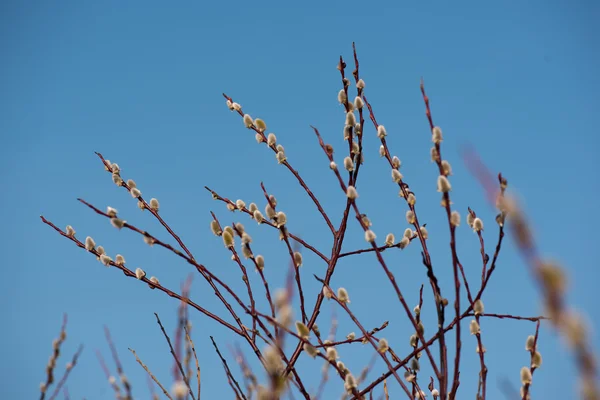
[184,325,202,399]
[154,313,197,400]
[40,314,68,400]
[210,336,247,400]
[128,348,173,400]
[48,345,83,400]
[221,95,336,235]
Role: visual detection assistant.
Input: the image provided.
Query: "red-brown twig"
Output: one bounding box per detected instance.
[128,348,173,400]
[96,152,196,260]
[521,320,541,399]
[95,350,122,397]
[41,215,244,335]
[220,95,336,235]
[315,276,414,399]
[154,313,196,400]
[104,326,132,399]
[353,309,544,399]
[259,182,308,324]
[39,314,68,400]
[205,187,329,263]
[362,94,446,391]
[184,325,202,399]
[48,344,83,400]
[465,149,599,399]
[210,336,248,400]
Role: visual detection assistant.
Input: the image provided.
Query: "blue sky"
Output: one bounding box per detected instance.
[1,1,598,398]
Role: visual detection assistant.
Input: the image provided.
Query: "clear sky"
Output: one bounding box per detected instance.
[1,1,598,399]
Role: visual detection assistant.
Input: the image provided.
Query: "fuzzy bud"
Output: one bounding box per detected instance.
[525,335,536,351]
[243,114,253,128]
[430,146,439,162]
[469,319,480,335]
[472,217,484,232]
[379,145,385,157]
[337,89,347,104]
[354,96,364,109]
[267,133,277,146]
[347,185,358,200]
[409,334,418,347]
[326,347,338,361]
[293,251,303,267]
[255,255,265,271]
[275,211,287,227]
[241,233,252,245]
[467,212,475,227]
[345,112,356,127]
[85,236,95,251]
[100,254,112,266]
[432,126,443,144]
[392,169,403,183]
[222,231,234,248]
[303,343,318,358]
[391,156,401,169]
[295,321,310,339]
[111,218,126,229]
[344,373,357,393]
[343,125,351,140]
[254,118,266,132]
[378,338,389,353]
[410,357,420,372]
[171,381,188,399]
[146,198,158,212]
[361,214,371,226]
[385,233,395,246]
[276,151,286,164]
[356,79,365,89]
[364,229,376,243]
[337,287,350,303]
[115,254,125,265]
[322,286,333,299]
[450,211,461,226]
[377,125,387,139]
[265,204,276,219]
[131,188,141,198]
[135,268,146,280]
[520,366,532,384]
[473,299,484,316]
[343,156,354,172]
[210,220,222,236]
[112,173,123,186]
[406,210,416,224]
[106,207,118,217]
[437,175,451,193]
[441,160,452,176]
[253,210,264,224]
[66,225,76,237]
[417,321,425,335]
[329,161,337,170]
[532,351,542,368]
[407,193,416,205]
[399,236,410,249]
